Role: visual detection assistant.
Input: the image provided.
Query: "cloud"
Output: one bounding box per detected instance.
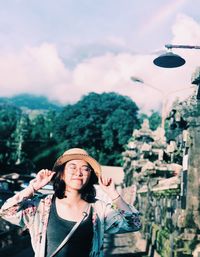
[60,37,131,68]
[0,43,71,98]
[0,13,200,115]
[139,0,188,37]
[172,14,200,44]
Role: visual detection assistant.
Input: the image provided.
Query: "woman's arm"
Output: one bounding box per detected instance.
[98,175,141,233]
[0,169,55,226]
[98,175,136,212]
[0,184,35,213]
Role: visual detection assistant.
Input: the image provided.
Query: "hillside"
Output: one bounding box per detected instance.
[0,94,62,110]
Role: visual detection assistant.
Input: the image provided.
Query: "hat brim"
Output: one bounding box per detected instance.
[53,153,101,177]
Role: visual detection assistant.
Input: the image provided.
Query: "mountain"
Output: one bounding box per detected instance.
[0,94,62,110]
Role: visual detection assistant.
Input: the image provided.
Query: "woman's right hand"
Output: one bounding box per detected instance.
[29,169,56,191]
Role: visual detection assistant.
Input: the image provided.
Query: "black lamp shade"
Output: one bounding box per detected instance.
[153,52,186,68]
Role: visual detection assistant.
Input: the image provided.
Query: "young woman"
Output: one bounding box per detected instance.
[0,148,141,257]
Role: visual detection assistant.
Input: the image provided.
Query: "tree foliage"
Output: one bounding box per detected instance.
[0,92,140,173]
[139,111,161,130]
[55,92,139,165]
[23,111,58,171]
[0,104,22,170]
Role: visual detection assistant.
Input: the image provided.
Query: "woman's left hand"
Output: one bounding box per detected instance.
[98,175,119,200]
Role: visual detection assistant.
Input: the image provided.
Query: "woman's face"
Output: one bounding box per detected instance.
[62,159,92,191]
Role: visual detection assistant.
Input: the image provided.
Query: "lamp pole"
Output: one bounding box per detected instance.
[165,44,200,50]
[130,76,194,129]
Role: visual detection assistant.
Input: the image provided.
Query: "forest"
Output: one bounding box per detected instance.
[0,92,161,174]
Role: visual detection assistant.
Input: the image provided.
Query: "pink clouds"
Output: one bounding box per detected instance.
[0,14,199,114]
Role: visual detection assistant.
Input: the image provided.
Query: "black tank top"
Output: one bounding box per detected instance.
[45,198,93,257]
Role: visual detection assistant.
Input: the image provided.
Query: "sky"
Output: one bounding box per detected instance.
[1,0,200,114]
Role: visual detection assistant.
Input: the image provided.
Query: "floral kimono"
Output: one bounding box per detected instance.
[0,190,141,257]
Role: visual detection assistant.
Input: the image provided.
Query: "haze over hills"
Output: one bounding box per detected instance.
[0,94,62,110]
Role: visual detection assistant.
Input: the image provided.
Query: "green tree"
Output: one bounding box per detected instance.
[149,111,161,130]
[0,96,61,173]
[55,92,139,165]
[0,104,22,171]
[23,110,58,171]
[139,111,161,130]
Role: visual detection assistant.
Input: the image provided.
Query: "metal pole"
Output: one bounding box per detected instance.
[165,44,200,50]
[161,96,166,130]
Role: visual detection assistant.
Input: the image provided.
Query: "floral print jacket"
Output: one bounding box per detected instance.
[0,189,141,257]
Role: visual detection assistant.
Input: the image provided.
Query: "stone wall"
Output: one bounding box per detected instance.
[122,92,200,257]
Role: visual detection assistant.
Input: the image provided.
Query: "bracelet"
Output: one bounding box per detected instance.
[112,194,120,201]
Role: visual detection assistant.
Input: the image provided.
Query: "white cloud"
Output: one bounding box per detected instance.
[0,43,71,98]
[172,14,200,44]
[0,13,200,115]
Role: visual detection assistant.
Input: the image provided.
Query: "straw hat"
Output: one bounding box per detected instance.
[53,148,101,177]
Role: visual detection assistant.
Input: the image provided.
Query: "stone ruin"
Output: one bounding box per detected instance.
[122,68,200,257]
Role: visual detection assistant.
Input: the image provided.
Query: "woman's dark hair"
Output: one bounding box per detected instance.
[52,162,98,203]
